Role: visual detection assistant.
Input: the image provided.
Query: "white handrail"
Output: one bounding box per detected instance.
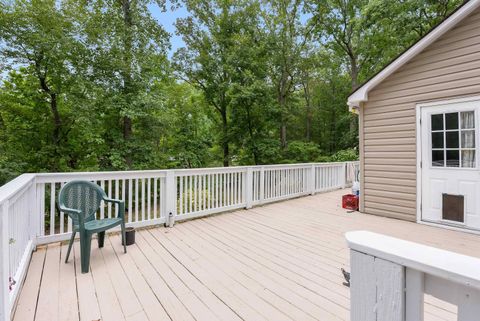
[0,161,358,321]
[347,231,480,321]
[0,174,37,321]
[0,174,35,205]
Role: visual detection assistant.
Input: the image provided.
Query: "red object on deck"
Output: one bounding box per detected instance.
[342,194,359,211]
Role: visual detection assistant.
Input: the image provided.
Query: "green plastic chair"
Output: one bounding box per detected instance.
[58,180,126,273]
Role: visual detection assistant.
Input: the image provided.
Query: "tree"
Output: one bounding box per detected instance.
[308,0,463,90]
[298,46,318,142]
[174,0,268,166]
[306,0,463,149]
[79,0,170,169]
[0,0,79,171]
[0,0,467,183]
[262,0,311,148]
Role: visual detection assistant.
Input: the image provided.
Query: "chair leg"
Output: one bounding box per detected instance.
[97,231,105,248]
[121,223,127,253]
[65,231,76,263]
[80,232,92,274]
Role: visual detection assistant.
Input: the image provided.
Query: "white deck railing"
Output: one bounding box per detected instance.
[0,161,358,321]
[347,231,480,321]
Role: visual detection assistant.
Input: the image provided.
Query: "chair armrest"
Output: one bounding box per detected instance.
[58,206,84,226]
[59,206,81,215]
[103,197,125,219]
[103,197,123,204]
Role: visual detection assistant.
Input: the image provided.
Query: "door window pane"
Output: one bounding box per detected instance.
[429,111,476,168]
[446,113,459,130]
[461,130,475,148]
[431,114,443,130]
[446,131,459,148]
[446,150,460,167]
[461,111,475,129]
[432,132,444,148]
[462,150,476,168]
[432,150,444,167]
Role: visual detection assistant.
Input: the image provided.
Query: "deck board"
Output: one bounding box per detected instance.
[35,244,60,321]
[14,188,479,321]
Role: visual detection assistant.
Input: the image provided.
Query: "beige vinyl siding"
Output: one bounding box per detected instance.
[360,7,480,221]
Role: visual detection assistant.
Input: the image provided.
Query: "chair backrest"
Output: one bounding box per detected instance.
[58,180,106,225]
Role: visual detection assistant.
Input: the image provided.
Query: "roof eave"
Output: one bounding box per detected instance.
[348,90,367,110]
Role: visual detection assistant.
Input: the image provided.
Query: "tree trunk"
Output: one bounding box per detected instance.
[280,123,287,149]
[36,70,62,170]
[350,56,359,92]
[302,78,312,142]
[279,96,288,149]
[121,0,133,167]
[246,105,259,165]
[278,72,288,149]
[221,109,229,167]
[349,54,359,142]
[123,117,132,140]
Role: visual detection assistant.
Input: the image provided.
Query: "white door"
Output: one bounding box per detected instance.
[421,99,480,230]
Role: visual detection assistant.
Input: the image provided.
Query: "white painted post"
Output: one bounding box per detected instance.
[164,171,177,228]
[259,166,265,204]
[309,164,315,195]
[375,258,405,321]
[405,268,424,321]
[457,285,480,321]
[29,185,37,244]
[350,249,405,321]
[37,183,45,238]
[341,162,347,188]
[245,167,253,209]
[0,201,10,321]
[350,250,376,321]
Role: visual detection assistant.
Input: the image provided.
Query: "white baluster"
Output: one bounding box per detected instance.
[128,179,133,223]
[147,178,151,220]
[50,183,56,235]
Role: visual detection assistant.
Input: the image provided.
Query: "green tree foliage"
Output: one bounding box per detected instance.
[0,0,464,184]
[75,0,171,169]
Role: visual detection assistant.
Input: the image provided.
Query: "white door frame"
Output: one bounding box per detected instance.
[416,94,480,234]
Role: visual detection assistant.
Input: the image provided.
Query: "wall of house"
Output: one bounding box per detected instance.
[360,7,480,222]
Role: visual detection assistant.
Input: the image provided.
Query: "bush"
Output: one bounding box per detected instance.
[282,141,322,163]
[329,148,358,162]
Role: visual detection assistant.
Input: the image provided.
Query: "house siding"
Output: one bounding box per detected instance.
[360,7,480,222]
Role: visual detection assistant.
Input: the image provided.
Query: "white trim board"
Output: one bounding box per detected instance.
[348,0,480,109]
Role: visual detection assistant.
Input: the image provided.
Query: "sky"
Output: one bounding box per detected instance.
[148,2,313,57]
[148,2,188,56]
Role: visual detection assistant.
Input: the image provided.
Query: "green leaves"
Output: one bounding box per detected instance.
[0,0,464,182]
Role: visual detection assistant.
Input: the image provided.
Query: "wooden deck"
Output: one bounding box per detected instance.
[12,189,480,321]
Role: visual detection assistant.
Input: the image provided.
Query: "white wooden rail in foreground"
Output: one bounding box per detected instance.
[0,161,358,321]
[346,231,480,321]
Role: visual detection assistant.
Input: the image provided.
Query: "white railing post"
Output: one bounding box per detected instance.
[350,250,405,321]
[29,183,38,245]
[341,162,347,188]
[347,231,480,321]
[36,183,45,239]
[259,166,265,204]
[405,269,424,321]
[350,250,376,321]
[245,167,253,209]
[309,164,316,195]
[164,170,177,228]
[0,201,10,321]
